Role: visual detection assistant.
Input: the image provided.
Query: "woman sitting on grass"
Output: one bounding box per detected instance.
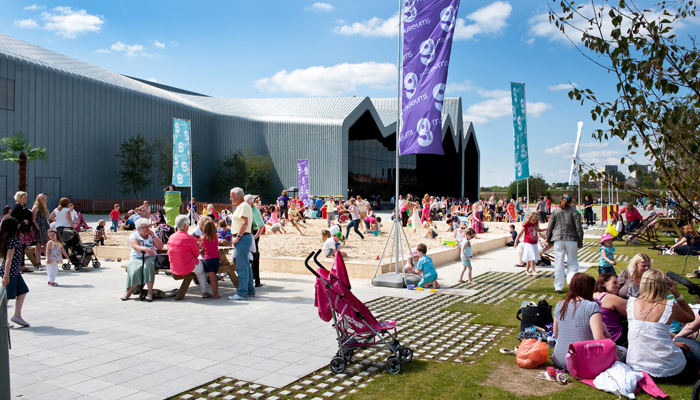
[669,225,700,256]
[627,269,697,381]
[617,253,651,299]
[552,273,625,369]
[592,273,629,347]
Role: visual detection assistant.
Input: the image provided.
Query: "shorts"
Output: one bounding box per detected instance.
[5,275,29,299]
[461,257,471,267]
[325,249,334,257]
[203,258,220,273]
[521,243,541,262]
[598,266,616,275]
[417,272,438,288]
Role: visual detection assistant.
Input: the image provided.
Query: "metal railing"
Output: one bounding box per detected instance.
[0,286,10,399]
[68,199,232,215]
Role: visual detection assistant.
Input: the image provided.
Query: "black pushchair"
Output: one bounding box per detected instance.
[59,227,100,270]
[306,250,414,374]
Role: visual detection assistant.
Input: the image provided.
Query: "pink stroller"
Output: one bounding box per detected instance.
[306,250,414,374]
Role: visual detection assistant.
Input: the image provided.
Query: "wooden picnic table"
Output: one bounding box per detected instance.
[125,246,238,300]
[657,217,683,238]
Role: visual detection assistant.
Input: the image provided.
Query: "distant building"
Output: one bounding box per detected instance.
[630,165,649,178]
[596,165,619,174]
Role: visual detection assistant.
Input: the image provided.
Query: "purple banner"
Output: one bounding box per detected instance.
[399,0,460,155]
[297,159,310,205]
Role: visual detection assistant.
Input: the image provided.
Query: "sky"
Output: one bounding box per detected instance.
[2,0,696,186]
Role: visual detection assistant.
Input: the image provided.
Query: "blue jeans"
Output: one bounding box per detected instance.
[346,219,364,239]
[234,233,255,298]
[111,219,118,232]
[664,337,700,380]
[625,219,642,234]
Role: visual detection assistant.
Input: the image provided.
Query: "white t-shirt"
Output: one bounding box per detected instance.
[322,237,336,256]
[70,209,79,223]
[129,232,155,259]
[329,225,341,235]
[350,205,360,220]
[358,200,369,213]
[53,208,72,227]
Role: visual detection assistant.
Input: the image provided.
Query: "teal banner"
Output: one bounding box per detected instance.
[172,119,191,187]
[511,82,530,180]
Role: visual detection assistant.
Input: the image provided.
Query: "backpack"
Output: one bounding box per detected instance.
[516,300,553,332]
[156,224,175,244]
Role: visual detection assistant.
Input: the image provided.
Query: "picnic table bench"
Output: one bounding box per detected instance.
[657,217,683,238]
[122,247,238,300]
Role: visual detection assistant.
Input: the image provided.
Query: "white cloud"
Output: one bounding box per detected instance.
[549,82,577,91]
[255,62,396,96]
[333,1,512,40]
[152,40,165,49]
[98,41,151,57]
[42,7,104,38]
[333,13,398,37]
[306,2,333,12]
[14,19,39,29]
[453,1,512,41]
[464,87,551,125]
[24,4,45,11]
[445,80,477,93]
[543,141,609,156]
[146,78,158,83]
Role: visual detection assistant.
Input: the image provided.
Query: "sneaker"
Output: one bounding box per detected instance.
[48,282,59,287]
[228,294,247,301]
[10,316,30,327]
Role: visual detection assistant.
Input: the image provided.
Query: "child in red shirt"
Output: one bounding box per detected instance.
[109,204,120,233]
[201,219,220,299]
[515,212,546,277]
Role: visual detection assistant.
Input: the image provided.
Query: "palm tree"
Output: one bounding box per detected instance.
[0,132,49,192]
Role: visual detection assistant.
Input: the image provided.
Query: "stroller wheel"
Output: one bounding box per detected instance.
[329,356,347,374]
[693,379,700,400]
[92,261,101,268]
[339,348,354,362]
[398,346,414,363]
[62,263,71,271]
[74,264,83,271]
[385,357,402,375]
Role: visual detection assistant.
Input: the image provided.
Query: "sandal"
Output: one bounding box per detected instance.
[499,347,517,355]
[146,294,153,302]
[514,263,526,268]
[120,292,131,301]
[202,293,212,299]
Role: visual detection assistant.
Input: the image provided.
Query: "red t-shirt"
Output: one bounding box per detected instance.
[109,209,120,220]
[202,237,219,260]
[625,208,643,222]
[523,222,538,244]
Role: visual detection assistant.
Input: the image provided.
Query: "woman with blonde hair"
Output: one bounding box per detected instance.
[617,253,651,299]
[627,269,698,381]
[10,191,36,273]
[31,193,50,270]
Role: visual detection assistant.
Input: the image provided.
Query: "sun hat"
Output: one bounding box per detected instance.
[600,232,614,244]
[410,249,419,257]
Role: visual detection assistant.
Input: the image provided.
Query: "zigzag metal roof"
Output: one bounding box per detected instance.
[0,33,473,147]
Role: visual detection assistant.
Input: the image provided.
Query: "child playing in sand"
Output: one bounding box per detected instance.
[269,220,287,234]
[598,232,617,275]
[201,219,220,299]
[459,228,476,283]
[404,250,420,273]
[506,224,517,246]
[515,212,546,277]
[424,219,438,239]
[365,215,382,235]
[45,228,69,287]
[321,230,346,258]
[217,219,232,245]
[288,202,307,235]
[94,220,106,246]
[414,243,439,289]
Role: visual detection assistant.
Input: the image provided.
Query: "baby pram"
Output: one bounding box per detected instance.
[59,227,100,271]
[306,249,414,374]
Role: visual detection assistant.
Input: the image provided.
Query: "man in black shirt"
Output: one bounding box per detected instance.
[584,196,595,226]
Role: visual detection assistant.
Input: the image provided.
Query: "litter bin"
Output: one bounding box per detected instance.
[0,286,9,399]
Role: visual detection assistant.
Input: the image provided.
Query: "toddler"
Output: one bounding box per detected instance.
[270,220,287,234]
[459,228,476,283]
[217,219,232,245]
[45,228,69,287]
[404,250,420,273]
[506,224,517,246]
[415,243,440,289]
[109,204,120,233]
[201,219,220,299]
[598,232,617,275]
[94,220,106,246]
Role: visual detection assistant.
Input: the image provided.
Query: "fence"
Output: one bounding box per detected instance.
[69,199,232,215]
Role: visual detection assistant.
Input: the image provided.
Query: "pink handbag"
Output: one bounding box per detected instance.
[565,339,616,379]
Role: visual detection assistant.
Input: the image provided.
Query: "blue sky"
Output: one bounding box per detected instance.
[3,1,693,186]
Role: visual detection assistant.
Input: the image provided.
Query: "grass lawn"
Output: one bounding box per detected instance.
[345,236,699,399]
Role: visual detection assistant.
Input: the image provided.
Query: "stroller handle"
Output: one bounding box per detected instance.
[313,249,328,271]
[305,251,322,278]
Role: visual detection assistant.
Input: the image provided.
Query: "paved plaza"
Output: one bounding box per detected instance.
[5,218,595,399]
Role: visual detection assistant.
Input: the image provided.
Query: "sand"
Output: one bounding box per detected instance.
[88,218,515,262]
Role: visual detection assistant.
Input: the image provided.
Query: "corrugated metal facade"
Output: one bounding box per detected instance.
[0,34,479,204]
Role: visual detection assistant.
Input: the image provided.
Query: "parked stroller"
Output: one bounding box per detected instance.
[59,227,100,271]
[306,249,413,374]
